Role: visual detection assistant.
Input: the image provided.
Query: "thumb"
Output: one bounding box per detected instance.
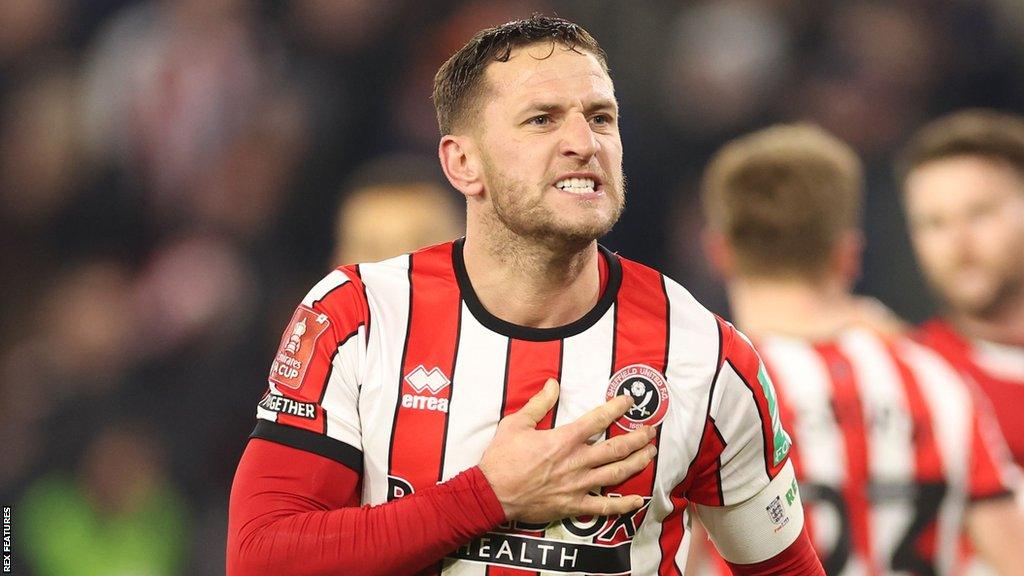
[515,378,560,428]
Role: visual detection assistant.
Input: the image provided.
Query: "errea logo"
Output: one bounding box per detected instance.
[402,365,451,413]
[404,365,451,394]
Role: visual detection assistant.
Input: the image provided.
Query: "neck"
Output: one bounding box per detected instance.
[462,225,601,329]
[948,294,1024,347]
[727,275,902,340]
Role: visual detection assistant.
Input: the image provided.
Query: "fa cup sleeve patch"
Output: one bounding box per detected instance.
[269,305,331,391]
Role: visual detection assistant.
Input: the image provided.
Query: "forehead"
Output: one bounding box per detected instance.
[482,43,615,107]
[908,156,1024,198]
[906,155,1024,216]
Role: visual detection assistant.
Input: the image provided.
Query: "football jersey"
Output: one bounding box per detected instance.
[746,328,1015,576]
[250,239,800,575]
[918,319,1024,470]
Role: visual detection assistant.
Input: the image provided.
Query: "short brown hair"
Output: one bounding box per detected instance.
[898,109,1024,180]
[432,14,608,135]
[701,124,864,279]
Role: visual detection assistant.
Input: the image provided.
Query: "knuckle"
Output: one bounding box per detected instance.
[610,463,625,481]
[566,453,584,472]
[630,457,648,475]
[610,440,629,460]
[626,435,646,452]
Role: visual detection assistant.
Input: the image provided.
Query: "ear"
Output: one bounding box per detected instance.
[439,135,485,198]
[702,228,735,279]
[833,229,864,287]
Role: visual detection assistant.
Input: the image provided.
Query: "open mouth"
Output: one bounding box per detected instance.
[554,176,603,197]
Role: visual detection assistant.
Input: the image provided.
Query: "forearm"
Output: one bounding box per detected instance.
[227,439,506,576]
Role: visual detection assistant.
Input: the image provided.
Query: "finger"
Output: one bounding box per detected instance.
[573,493,646,517]
[512,378,560,428]
[586,444,657,489]
[566,394,635,442]
[582,426,657,468]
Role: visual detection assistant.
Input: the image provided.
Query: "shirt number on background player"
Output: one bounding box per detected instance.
[803,481,947,575]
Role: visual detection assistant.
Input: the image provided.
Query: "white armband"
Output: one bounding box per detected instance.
[693,460,805,564]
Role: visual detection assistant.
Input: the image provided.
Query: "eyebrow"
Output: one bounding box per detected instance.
[519,99,619,116]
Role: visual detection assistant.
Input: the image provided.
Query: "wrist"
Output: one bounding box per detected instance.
[475,462,517,521]
[462,466,509,525]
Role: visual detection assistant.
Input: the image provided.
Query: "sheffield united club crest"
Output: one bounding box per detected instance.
[606,364,670,431]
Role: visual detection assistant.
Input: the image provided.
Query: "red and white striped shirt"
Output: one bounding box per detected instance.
[249,239,804,575]
[918,319,1024,471]
[738,328,1016,575]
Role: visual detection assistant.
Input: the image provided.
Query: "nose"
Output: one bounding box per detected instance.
[559,112,598,161]
[938,217,975,260]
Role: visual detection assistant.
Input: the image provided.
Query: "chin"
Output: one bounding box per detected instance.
[528,219,616,250]
[946,290,1000,317]
[559,216,618,241]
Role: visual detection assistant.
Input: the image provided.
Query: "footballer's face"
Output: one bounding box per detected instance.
[905,156,1024,317]
[472,43,624,248]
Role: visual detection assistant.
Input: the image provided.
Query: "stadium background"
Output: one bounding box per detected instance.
[2,0,1023,574]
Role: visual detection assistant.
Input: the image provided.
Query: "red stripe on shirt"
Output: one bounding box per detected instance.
[388,245,463,576]
[885,341,946,567]
[486,338,563,576]
[501,339,563,423]
[815,342,878,576]
[886,342,945,481]
[388,243,462,492]
[600,260,668,546]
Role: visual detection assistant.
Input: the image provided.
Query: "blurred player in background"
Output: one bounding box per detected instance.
[228,15,823,576]
[899,110,1024,473]
[695,124,1024,575]
[332,154,463,266]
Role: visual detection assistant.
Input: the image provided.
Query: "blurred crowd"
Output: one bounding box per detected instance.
[2,0,1023,574]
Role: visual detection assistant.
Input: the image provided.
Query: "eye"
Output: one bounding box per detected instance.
[527,115,550,126]
[968,200,998,221]
[591,114,611,125]
[912,214,944,233]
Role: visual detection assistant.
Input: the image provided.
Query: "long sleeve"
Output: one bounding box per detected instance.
[227,439,506,576]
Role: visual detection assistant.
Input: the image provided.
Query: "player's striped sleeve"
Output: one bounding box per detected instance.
[689,317,793,506]
[251,266,368,472]
[967,385,1020,502]
[688,318,818,571]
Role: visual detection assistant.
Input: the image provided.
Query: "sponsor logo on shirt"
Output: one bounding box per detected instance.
[404,365,450,394]
[387,475,414,501]
[450,531,632,574]
[392,475,647,570]
[401,365,451,413]
[606,364,670,431]
[269,306,330,391]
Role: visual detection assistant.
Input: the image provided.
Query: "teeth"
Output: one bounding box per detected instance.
[555,177,597,193]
